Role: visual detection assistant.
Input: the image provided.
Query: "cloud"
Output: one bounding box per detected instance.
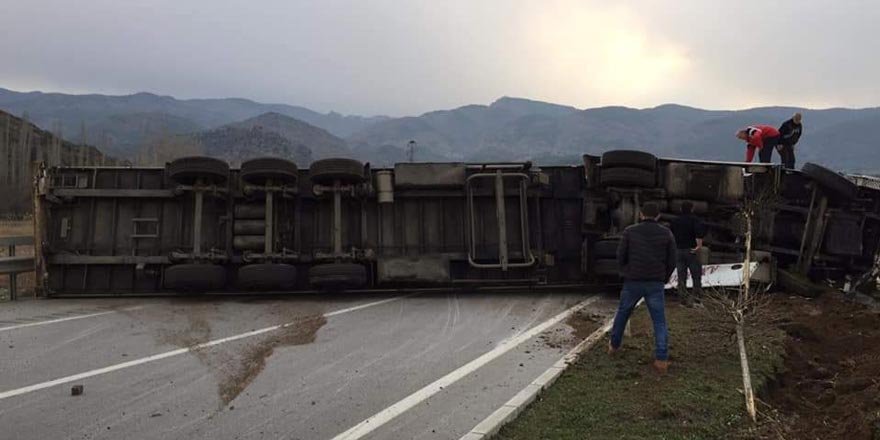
[515,2,692,107]
[1,0,879,115]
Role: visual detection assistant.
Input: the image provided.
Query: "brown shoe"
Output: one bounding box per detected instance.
[653,359,670,374]
[607,341,619,355]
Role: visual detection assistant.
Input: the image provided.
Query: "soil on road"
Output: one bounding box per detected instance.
[0,291,616,439]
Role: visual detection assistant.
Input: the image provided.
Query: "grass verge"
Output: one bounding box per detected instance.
[496,300,787,440]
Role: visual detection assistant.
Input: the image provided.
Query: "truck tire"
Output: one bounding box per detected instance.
[669,199,709,215]
[233,235,265,251]
[601,150,657,171]
[241,157,298,185]
[802,162,858,200]
[600,167,656,187]
[167,156,230,185]
[237,263,297,291]
[233,220,266,235]
[309,263,368,289]
[164,264,227,292]
[593,240,620,259]
[592,259,620,277]
[309,158,366,185]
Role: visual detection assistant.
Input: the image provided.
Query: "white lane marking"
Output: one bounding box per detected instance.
[0,296,407,401]
[0,306,146,333]
[460,317,614,439]
[329,295,601,440]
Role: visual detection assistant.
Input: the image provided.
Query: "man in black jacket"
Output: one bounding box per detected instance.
[609,202,677,374]
[670,201,706,307]
[777,112,803,168]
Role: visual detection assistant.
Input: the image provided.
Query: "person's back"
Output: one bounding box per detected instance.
[749,124,780,139]
[736,125,782,163]
[670,214,702,250]
[617,220,677,282]
[609,202,676,374]
[669,201,705,306]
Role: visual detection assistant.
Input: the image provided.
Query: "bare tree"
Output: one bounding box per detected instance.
[137,134,204,165]
[700,186,781,423]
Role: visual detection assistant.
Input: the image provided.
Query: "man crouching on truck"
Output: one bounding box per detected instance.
[608,202,677,374]
[736,125,780,163]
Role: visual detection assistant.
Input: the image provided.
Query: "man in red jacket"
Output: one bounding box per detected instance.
[736,125,780,163]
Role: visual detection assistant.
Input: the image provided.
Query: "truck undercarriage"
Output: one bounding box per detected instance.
[32,151,880,296]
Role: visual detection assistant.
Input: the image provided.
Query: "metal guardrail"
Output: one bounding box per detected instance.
[1,236,35,301]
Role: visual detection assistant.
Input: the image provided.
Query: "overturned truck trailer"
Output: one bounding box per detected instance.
[31,151,880,296]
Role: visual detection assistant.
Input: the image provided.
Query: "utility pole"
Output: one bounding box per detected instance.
[407,140,416,163]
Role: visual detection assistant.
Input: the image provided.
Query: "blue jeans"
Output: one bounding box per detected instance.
[609,281,669,361]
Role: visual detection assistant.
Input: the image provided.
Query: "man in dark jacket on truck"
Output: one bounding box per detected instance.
[670,201,706,307]
[777,112,803,169]
[608,202,677,374]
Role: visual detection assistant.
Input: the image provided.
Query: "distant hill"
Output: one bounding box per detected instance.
[85,112,202,158]
[347,97,581,159]
[0,88,388,157]
[0,110,120,214]
[226,112,351,161]
[3,87,880,173]
[195,125,313,167]
[348,98,880,173]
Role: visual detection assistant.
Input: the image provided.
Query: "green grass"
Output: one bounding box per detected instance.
[496,303,787,440]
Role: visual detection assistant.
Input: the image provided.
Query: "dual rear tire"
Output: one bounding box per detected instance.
[600,150,658,188]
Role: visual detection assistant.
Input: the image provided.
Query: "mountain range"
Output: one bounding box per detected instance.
[1,87,879,172]
[0,87,386,158]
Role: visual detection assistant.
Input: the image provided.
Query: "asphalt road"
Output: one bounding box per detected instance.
[0,291,617,439]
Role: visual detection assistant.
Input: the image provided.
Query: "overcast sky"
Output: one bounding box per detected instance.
[1,0,878,116]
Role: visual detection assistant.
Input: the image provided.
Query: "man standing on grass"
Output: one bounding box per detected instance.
[608,202,677,374]
[670,200,706,307]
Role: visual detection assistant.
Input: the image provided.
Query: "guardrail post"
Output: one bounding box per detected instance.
[7,244,15,301]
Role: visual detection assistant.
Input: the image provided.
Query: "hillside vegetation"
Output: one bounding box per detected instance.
[2,88,879,172]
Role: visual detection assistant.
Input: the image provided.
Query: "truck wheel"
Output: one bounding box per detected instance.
[241,157,298,185]
[166,156,230,185]
[309,158,366,185]
[592,259,620,277]
[802,162,858,200]
[309,263,368,289]
[237,263,297,291]
[600,167,656,187]
[592,240,620,259]
[669,199,709,215]
[233,235,266,251]
[601,150,657,171]
[164,264,227,292]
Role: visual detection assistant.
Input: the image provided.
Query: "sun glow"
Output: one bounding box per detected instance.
[521,2,690,106]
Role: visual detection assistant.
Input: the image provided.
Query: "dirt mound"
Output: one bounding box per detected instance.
[764,294,880,439]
